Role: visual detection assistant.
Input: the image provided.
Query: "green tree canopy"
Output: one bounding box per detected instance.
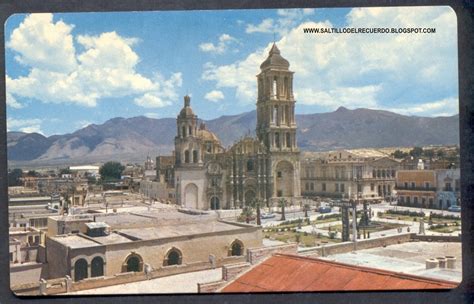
[392,149,408,159]
[99,161,125,181]
[409,147,423,158]
[8,168,23,186]
[60,168,72,175]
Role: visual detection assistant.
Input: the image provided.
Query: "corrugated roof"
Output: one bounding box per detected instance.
[221,254,457,292]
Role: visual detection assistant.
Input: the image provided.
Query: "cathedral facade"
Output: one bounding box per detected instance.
[174,43,301,210]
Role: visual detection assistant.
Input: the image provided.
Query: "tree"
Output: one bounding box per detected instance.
[26,170,39,177]
[249,198,263,225]
[423,149,435,159]
[99,161,125,181]
[393,150,407,159]
[60,168,72,175]
[409,147,423,158]
[240,206,254,224]
[8,169,23,186]
[436,149,446,159]
[278,198,287,221]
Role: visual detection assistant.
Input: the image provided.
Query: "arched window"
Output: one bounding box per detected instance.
[188,126,192,136]
[273,76,278,97]
[229,240,244,256]
[184,150,190,163]
[123,253,143,272]
[210,197,220,210]
[286,133,291,148]
[284,77,288,97]
[275,133,280,148]
[74,258,88,281]
[193,150,198,163]
[164,248,182,266]
[247,159,254,171]
[182,126,186,137]
[91,256,104,277]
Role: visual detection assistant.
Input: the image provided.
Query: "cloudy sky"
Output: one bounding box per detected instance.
[5,7,458,136]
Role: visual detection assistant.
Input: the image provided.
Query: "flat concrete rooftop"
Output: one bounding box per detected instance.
[321,241,462,283]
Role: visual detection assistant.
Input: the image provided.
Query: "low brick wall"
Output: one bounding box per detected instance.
[71,271,146,292]
[247,243,298,265]
[198,280,226,293]
[412,234,461,242]
[299,233,415,257]
[222,262,251,281]
[11,281,41,296]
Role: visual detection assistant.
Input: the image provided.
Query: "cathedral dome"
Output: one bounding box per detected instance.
[260,43,289,70]
[198,129,221,143]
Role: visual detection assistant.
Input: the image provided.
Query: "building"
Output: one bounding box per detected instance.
[220,254,457,292]
[159,43,301,210]
[301,150,400,202]
[44,210,262,282]
[395,168,460,209]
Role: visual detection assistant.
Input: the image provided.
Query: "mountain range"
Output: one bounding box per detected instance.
[7,107,459,167]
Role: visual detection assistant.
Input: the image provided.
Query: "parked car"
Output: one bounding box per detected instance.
[318,206,332,214]
[447,205,461,212]
[260,212,276,219]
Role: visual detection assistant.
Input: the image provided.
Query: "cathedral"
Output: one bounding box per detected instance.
[173,43,301,210]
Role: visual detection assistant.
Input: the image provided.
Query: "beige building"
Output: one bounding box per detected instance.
[301,150,400,202]
[45,210,262,282]
[396,168,460,209]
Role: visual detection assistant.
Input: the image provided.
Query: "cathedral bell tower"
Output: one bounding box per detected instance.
[175,95,201,166]
[256,43,301,203]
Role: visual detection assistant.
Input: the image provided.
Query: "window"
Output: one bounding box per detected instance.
[184,150,190,163]
[404,182,408,188]
[429,198,434,208]
[335,183,339,192]
[370,183,375,191]
[425,182,430,189]
[286,133,291,148]
[372,170,376,178]
[275,133,280,148]
[305,183,309,191]
[400,196,405,203]
[277,171,282,178]
[341,184,345,193]
[193,150,198,163]
[230,240,244,256]
[411,182,416,189]
[91,256,104,277]
[414,197,418,205]
[182,126,186,137]
[322,183,326,191]
[445,183,452,191]
[164,248,183,266]
[247,159,254,171]
[188,126,192,136]
[406,197,411,204]
[357,184,362,193]
[310,183,314,191]
[74,259,88,281]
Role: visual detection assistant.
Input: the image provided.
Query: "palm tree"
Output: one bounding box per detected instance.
[250,198,263,225]
[278,198,287,221]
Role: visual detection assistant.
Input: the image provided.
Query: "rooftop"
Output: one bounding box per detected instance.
[221,254,457,292]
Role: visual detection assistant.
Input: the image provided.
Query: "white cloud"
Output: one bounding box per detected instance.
[386,97,459,117]
[144,112,159,119]
[199,34,239,54]
[6,92,23,109]
[204,7,458,116]
[7,13,77,72]
[6,13,181,109]
[204,90,225,102]
[246,9,316,36]
[246,18,275,34]
[7,118,43,134]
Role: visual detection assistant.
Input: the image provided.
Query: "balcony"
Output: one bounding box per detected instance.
[395,186,436,192]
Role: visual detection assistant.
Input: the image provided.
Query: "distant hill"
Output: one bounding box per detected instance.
[7,107,459,167]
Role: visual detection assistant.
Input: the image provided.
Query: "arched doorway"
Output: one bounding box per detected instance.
[74,258,88,281]
[229,240,244,256]
[210,196,220,210]
[163,248,183,266]
[123,254,143,272]
[275,161,294,197]
[184,183,198,209]
[91,256,104,277]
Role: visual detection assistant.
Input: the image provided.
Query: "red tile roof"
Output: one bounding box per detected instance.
[221,254,458,292]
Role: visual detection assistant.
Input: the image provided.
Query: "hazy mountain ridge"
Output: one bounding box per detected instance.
[7,107,459,166]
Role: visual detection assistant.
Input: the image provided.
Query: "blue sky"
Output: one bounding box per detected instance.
[5,7,458,136]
